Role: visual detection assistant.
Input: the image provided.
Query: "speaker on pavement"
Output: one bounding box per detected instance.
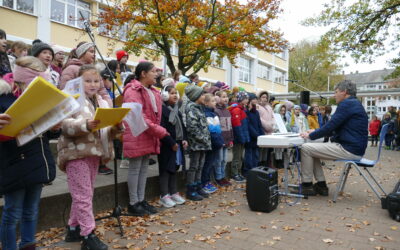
[246,167,279,213]
[300,91,310,105]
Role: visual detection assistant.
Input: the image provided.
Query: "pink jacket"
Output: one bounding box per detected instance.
[122,79,168,158]
[257,103,275,134]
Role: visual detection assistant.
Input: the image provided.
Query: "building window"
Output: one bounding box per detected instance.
[98,7,128,41]
[277,49,287,60]
[1,0,34,14]
[378,107,381,112]
[274,70,285,84]
[383,107,386,112]
[238,56,251,83]
[257,63,271,80]
[51,0,90,28]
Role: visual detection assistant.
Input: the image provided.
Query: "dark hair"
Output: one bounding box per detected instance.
[165,85,175,93]
[308,106,316,116]
[325,105,332,114]
[189,73,198,81]
[134,61,154,80]
[0,29,6,40]
[107,60,119,74]
[258,91,269,100]
[124,74,135,86]
[78,64,98,76]
[269,96,275,102]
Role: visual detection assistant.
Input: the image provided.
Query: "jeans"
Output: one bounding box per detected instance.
[215,147,227,180]
[1,184,43,250]
[244,146,260,176]
[128,155,150,205]
[202,149,221,185]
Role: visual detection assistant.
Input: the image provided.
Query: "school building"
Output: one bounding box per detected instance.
[0,0,289,94]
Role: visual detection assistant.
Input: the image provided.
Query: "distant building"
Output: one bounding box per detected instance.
[344,69,399,119]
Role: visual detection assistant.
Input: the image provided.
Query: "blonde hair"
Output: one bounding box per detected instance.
[215,90,227,97]
[203,93,214,103]
[15,56,46,72]
[79,64,99,76]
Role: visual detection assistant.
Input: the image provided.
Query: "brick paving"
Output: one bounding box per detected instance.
[39,146,399,250]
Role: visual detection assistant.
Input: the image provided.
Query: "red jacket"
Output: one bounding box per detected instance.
[122,80,168,158]
[369,120,381,136]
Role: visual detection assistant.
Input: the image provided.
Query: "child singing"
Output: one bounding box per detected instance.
[58,65,123,250]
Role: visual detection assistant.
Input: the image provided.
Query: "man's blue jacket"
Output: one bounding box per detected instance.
[309,96,368,156]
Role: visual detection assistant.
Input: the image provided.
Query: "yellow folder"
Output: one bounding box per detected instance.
[93,108,130,131]
[0,76,70,137]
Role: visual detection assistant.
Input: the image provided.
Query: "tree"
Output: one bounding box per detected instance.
[303,0,400,78]
[98,0,287,75]
[288,39,343,93]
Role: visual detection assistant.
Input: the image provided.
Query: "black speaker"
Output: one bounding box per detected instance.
[246,167,279,213]
[300,91,310,105]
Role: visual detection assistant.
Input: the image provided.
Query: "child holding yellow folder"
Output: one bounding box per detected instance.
[58,65,123,250]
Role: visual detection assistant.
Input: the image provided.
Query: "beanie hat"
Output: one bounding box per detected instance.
[162,78,175,87]
[248,92,257,102]
[116,50,129,61]
[179,75,190,83]
[214,81,224,88]
[31,42,54,58]
[76,42,94,58]
[293,105,300,110]
[52,45,63,55]
[185,85,204,102]
[236,91,249,103]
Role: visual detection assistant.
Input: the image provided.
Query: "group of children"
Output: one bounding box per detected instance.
[369,108,400,150]
[0,29,339,250]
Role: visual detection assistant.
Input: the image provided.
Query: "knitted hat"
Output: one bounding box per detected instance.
[248,92,257,101]
[31,42,54,58]
[162,78,175,87]
[179,75,191,83]
[116,50,129,61]
[236,91,249,102]
[185,85,204,102]
[293,105,300,110]
[52,45,64,55]
[76,42,94,58]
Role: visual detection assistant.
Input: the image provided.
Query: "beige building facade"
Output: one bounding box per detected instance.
[0,0,288,94]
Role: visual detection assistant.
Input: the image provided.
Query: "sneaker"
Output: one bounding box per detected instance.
[239,174,247,182]
[216,179,228,187]
[81,232,108,250]
[65,225,82,242]
[205,182,218,193]
[119,159,129,169]
[127,202,150,216]
[170,193,186,205]
[197,187,210,198]
[159,195,176,208]
[232,175,245,183]
[98,165,113,175]
[313,183,329,196]
[140,200,158,214]
[186,191,203,201]
[222,178,232,186]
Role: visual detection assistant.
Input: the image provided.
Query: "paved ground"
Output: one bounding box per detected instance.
[38,146,399,250]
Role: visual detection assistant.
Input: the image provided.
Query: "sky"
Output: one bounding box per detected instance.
[271,0,393,74]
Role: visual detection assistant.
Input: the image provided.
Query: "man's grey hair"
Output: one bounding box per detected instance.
[334,80,357,96]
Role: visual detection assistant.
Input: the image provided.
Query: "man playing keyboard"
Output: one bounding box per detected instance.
[299,80,368,196]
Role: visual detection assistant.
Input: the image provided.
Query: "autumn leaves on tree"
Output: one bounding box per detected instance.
[97,0,288,75]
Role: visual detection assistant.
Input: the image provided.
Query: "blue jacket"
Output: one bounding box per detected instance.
[309,96,368,156]
[228,103,250,144]
[246,107,265,147]
[0,93,57,195]
[204,107,224,149]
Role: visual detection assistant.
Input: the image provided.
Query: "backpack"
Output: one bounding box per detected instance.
[382,180,400,222]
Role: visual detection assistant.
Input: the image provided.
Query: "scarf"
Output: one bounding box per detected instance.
[167,103,183,141]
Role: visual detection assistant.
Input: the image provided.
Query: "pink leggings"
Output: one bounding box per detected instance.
[66,156,100,236]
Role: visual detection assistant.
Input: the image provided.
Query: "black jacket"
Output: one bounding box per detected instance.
[157,103,187,173]
[245,107,264,148]
[0,93,57,195]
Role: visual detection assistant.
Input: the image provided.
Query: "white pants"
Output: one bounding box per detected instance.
[301,142,361,183]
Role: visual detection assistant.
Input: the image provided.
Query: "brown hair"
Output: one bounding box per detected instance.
[15,56,46,72]
[11,41,28,52]
[215,90,227,97]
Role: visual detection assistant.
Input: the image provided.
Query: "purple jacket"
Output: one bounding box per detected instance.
[215,104,234,145]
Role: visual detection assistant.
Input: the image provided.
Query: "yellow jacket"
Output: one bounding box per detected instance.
[307,115,320,130]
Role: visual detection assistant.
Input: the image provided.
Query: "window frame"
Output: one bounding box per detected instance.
[274,69,285,85]
[50,0,91,29]
[0,0,36,15]
[257,63,271,80]
[238,56,251,84]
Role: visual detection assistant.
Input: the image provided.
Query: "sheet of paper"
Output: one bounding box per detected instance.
[0,76,69,137]
[122,102,148,137]
[93,108,130,131]
[16,96,80,146]
[273,113,288,133]
[62,77,85,107]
